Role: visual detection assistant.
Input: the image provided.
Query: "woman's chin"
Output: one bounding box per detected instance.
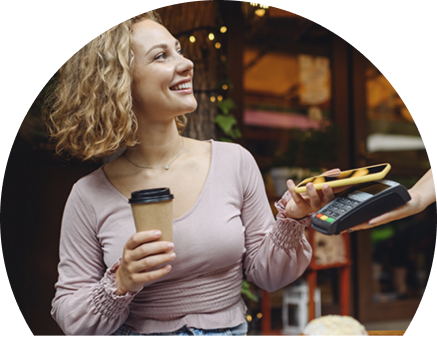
[183,100,198,114]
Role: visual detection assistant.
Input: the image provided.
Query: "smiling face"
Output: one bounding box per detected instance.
[130,19,197,123]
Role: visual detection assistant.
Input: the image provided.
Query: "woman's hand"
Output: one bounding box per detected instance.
[284,169,342,219]
[115,230,175,295]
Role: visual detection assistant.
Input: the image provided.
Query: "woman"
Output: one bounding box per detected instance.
[48,11,336,335]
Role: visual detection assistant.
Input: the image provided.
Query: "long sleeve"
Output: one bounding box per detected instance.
[51,184,140,335]
[238,146,312,292]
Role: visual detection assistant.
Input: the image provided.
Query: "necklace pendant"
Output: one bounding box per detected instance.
[165,165,169,170]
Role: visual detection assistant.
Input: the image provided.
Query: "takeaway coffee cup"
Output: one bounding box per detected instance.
[129,188,174,243]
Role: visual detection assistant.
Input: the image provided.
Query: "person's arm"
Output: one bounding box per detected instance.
[51,185,138,335]
[237,147,336,292]
[347,169,436,232]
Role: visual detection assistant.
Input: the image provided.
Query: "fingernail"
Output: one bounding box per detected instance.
[368,222,374,226]
[169,253,176,260]
[166,265,172,271]
[307,184,314,191]
[322,184,330,191]
[154,231,162,237]
[287,180,293,187]
[167,243,174,249]
[347,229,354,233]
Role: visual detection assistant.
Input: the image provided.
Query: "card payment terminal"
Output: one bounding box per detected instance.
[311,180,411,235]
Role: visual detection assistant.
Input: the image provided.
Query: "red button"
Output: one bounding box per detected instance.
[316,213,323,218]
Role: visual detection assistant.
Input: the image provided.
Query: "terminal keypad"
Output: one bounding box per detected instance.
[316,198,361,223]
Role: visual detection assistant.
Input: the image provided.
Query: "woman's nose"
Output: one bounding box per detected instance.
[176,55,194,74]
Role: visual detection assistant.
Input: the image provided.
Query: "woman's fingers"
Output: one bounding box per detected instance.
[321,168,341,177]
[304,183,335,213]
[287,180,334,215]
[130,251,176,274]
[125,230,173,258]
[126,230,162,250]
[118,263,173,295]
[129,240,173,262]
[305,183,322,210]
[133,264,173,285]
[286,178,338,218]
[321,184,335,204]
[288,180,305,204]
[286,180,310,218]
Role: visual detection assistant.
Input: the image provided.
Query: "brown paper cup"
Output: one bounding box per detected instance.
[129,188,174,243]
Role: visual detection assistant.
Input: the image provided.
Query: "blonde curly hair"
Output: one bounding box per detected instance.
[46,11,187,160]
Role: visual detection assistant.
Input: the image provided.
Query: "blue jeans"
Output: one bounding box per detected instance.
[111,321,248,336]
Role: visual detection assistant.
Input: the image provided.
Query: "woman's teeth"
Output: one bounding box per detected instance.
[170,82,191,90]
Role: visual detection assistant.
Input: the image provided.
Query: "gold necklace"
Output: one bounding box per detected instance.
[124,137,184,170]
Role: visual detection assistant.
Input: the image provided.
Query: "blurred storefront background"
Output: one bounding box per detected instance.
[1,2,435,335]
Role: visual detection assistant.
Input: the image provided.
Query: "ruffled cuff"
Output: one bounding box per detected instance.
[91,259,142,318]
[270,190,311,252]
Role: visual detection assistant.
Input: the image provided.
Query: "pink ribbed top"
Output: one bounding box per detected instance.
[51,140,312,335]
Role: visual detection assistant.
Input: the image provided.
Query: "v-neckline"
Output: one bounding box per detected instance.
[99,139,215,222]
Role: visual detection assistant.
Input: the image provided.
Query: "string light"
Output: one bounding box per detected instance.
[250,3,269,8]
[255,9,266,17]
[176,24,229,105]
[257,313,263,319]
[246,315,252,322]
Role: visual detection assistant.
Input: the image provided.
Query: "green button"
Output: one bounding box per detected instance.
[326,217,335,223]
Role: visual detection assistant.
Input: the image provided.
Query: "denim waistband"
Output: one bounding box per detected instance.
[111,321,248,336]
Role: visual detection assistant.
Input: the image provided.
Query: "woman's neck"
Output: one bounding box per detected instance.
[126,119,183,169]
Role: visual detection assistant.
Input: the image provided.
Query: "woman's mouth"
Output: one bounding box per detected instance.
[170,82,192,91]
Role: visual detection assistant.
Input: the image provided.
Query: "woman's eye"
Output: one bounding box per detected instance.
[154,48,184,61]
